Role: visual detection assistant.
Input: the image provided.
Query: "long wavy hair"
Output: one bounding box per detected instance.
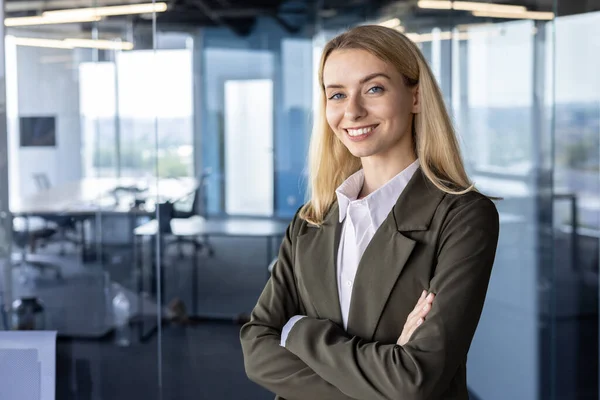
[299,25,475,225]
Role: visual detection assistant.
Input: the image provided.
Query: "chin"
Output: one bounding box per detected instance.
[347,146,375,159]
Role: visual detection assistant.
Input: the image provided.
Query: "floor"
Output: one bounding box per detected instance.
[56,322,271,400]
[2,230,599,399]
[6,235,275,400]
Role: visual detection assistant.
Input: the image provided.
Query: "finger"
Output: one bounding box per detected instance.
[406,303,423,322]
[405,317,424,341]
[419,302,432,318]
[407,291,428,320]
[409,293,433,320]
[415,290,426,307]
[415,291,433,311]
[408,301,431,327]
[402,294,434,341]
[425,292,435,303]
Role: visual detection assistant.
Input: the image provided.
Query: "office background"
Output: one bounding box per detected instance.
[0,0,598,399]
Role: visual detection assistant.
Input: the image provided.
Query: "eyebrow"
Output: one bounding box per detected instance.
[325,72,392,89]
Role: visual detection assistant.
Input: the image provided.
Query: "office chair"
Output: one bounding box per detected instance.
[166,173,214,258]
[32,173,51,191]
[12,216,62,278]
[31,173,80,255]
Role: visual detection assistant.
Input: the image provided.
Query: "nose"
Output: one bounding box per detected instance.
[344,95,366,121]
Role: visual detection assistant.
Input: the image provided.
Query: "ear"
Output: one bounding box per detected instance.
[411,85,421,114]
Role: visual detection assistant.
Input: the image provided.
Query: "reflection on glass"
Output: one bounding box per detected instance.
[449,19,543,400]
[552,10,600,400]
[224,79,274,216]
[80,62,117,178]
[116,48,194,179]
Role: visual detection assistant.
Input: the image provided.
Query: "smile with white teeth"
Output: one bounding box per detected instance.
[346,126,376,137]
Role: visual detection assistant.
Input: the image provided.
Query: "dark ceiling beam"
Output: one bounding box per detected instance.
[212,0,232,8]
[272,13,302,33]
[189,0,258,36]
[179,0,305,34]
[192,0,225,25]
[212,8,276,17]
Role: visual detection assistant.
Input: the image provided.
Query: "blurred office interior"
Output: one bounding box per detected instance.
[0,0,598,399]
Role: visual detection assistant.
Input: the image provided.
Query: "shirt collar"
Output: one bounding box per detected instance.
[335,159,420,227]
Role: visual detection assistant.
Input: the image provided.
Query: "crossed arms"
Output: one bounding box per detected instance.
[239,198,499,400]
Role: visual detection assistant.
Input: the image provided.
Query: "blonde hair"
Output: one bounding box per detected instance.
[299,25,475,225]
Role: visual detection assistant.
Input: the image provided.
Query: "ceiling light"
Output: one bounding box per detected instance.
[42,2,168,19]
[378,18,401,28]
[406,30,476,43]
[64,38,134,50]
[5,15,101,26]
[417,1,452,10]
[456,22,494,31]
[472,10,554,20]
[11,36,134,50]
[418,1,527,13]
[451,1,526,13]
[5,2,167,27]
[318,9,337,18]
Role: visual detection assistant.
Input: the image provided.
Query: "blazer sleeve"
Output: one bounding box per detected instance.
[282,197,500,400]
[239,211,356,400]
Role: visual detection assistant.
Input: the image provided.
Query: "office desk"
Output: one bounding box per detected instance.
[135,216,288,261]
[11,177,197,261]
[12,177,197,216]
[133,216,288,338]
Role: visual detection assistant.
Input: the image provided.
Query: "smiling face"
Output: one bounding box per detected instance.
[322,49,419,164]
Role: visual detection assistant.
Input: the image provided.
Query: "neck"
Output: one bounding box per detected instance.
[358,149,417,199]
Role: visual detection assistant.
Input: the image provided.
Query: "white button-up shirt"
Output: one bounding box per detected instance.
[280,159,420,345]
[335,159,420,329]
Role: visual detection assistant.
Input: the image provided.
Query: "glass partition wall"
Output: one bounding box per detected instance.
[552,3,600,399]
[0,1,314,398]
[315,1,597,399]
[0,0,598,399]
[353,1,598,399]
[1,1,169,397]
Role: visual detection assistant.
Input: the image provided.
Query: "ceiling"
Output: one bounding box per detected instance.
[4,0,598,37]
[4,0,392,35]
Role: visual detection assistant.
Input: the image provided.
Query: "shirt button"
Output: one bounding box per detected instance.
[346,280,353,287]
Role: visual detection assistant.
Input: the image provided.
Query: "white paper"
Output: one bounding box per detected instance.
[0,331,57,400]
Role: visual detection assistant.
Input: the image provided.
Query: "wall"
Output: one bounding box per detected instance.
[196,18,313,218]
[7,42,83,204]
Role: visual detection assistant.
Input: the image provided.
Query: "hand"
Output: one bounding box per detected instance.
[397,290,435,346]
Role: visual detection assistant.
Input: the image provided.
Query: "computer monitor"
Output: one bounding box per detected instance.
[19,116,56,147]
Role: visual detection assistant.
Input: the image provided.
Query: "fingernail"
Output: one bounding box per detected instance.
[417,318,423,326]
[421,290,426,298]
[427,293,434,301]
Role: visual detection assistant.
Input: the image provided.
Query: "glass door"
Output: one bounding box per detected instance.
[552,3,600,399]
[375,2,558,399]
[450,18,555,400]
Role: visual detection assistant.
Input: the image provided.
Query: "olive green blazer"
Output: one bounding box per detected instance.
[240,169,500,400]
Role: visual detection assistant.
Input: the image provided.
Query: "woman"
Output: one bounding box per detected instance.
[240,25,499,400]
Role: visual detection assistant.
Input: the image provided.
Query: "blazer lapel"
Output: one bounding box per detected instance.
[346,222,416,339]
[296,203,344,326]
[346,169,446,340]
